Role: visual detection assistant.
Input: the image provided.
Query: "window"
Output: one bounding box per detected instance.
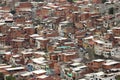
[91,63,93,65]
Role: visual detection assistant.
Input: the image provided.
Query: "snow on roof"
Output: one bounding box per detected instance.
[32,57,45,61]
[11,27,19,28]
[5,18,13,21]
[31,2,44,4]
[114,37,120,39]
[29,34,40,37]
[105,2,111,4]
[17,37,26,40]
[64,42,74,44]
[12,39,24,42]
[0,33,4,36]
[24,27,32,29]
[95,71,104,76]
[16,24,23,26]
[85,73,93,77]
[104,61,120,66]
[58,7,65,10]
[70,63,80,66]
[93,40,105,44]
[72,65,87,71]
[80,65,87,69]
[73,11,79,14]
[32,57,47,64]
[37,75,48,79]
[60,21,70,24]
[12,54,20,58]
[78,79,86,80]
[106,59,114,62]
[42,6,51,9]
[89,28,95,31]
[0,64,6,66]
[112,27,120,29]
[21,72,33,77]
[63,52,76,56]
[47,3,54,5]
[21,51,32,55]
[110,68,120,71]
[4,52,11,55]
[0,23,5,25]
[33,69,46,74]
[34,51,46,55]
[72,67,81,71]
[52,6,59,8]
[24,48,33,52]
[84,36,93,40]
[72,58,82,62]
[92,59,104,62]
[58,37,67,40]
[6,67,25,71]
[35,37,48,40]
[0,65,12,69]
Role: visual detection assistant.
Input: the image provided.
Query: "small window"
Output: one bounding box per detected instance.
[91,63,93,65]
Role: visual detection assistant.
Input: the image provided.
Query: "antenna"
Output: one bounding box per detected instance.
[11,0,15,10]
[10,0,16,15]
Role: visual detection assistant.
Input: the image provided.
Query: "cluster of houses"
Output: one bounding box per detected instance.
[0,0,120,80]
[60,59,120,80]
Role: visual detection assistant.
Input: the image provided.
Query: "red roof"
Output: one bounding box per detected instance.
[19,2,32,8]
